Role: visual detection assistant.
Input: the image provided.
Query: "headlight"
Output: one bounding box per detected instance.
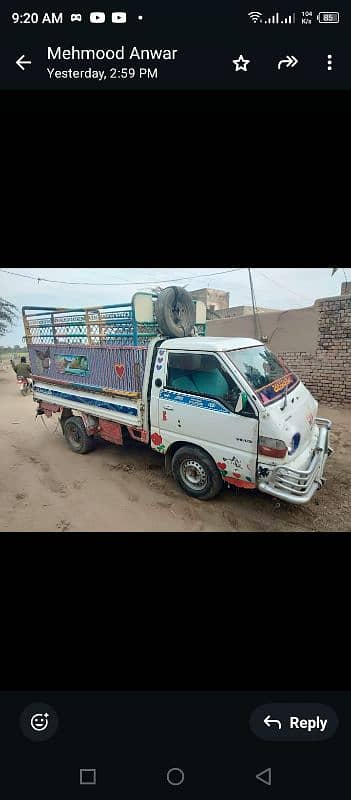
[258,436,287,459]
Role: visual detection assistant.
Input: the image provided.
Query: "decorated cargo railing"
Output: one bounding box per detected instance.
[22,291,206,398]
[22,295,160,347]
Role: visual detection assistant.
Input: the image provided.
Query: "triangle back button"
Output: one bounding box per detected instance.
[256,768,272,786]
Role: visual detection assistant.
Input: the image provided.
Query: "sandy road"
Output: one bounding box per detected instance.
[0,367,350,532]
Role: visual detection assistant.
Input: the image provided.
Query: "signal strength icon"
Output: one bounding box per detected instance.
[248,11,263,22]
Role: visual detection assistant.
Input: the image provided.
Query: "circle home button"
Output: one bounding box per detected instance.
[166,767,185,786]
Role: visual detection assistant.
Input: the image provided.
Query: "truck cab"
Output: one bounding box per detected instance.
[150,337,332,504]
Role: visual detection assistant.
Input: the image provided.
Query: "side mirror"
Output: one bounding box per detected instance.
[235,391,248,413]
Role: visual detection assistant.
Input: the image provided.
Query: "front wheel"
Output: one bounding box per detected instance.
[171,446,223,500]
[64,416,95,454]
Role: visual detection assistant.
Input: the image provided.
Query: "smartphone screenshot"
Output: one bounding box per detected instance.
[1,265,349,799]
[0,265,349,533]
[0,3,349,107]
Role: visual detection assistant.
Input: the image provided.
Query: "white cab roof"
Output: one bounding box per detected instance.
[162,336,262,352]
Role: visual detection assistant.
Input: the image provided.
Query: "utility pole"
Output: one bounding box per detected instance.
[331,266,348,282]
[248,267,260,340]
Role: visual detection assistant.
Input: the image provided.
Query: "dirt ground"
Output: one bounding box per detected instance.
[0,366,350,532]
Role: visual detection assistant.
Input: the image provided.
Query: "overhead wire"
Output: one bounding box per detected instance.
[254,268,316,304]
[1,266,328,318]
[0,266,243,287]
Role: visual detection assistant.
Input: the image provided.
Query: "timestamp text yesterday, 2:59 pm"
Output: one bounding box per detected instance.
[46,67,159,80]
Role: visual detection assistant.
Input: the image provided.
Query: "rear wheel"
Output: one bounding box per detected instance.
[64,416,95,454]
[171,446,223,500]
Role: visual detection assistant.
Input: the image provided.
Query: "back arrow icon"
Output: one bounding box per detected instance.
[256,768,272,787]
[16,55,32,71]
[278,55,298,70]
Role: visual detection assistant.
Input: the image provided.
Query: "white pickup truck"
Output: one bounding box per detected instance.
[25,287,332,505]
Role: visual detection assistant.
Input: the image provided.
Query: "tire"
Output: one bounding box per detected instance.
[171,446,223,500]
[64,416,95,454]
[155,286,196,338]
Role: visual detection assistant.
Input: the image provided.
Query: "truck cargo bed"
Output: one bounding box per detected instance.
[33,378,143,427]
[23,293,206,397]
[28,342,148,397]
[23,295,159,396]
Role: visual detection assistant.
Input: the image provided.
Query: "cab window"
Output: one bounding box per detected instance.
[166,352,255,415]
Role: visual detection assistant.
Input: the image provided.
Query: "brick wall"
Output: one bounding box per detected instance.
[278,291,351,406]
[341,281,351,296]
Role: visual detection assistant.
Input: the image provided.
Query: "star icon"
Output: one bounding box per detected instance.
[232,54,250,72]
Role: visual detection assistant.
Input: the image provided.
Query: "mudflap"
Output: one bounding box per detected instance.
[164,449,172,476]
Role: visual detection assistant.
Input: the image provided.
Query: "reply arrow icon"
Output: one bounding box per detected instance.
[264,715,282,729]
[278,55,298,69]
[16,54,32,71]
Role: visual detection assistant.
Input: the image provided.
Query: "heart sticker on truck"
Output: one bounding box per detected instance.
[114,364,125,379]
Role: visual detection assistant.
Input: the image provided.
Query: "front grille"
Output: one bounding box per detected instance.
[270,456,321,496]
[258,418,331,505]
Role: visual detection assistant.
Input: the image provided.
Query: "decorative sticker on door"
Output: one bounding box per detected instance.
[223,455,242,469]
[216,458,255,488]
[151,432,165,452]
[160,390,230,414]
[156,352,164,370]
[54,354,89,375]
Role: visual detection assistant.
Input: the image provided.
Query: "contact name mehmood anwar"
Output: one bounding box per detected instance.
[47,46,179,61]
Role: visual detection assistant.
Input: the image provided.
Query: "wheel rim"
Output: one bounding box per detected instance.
[179,459,208,491]
[67,426,82,447]
[173,304,185,322]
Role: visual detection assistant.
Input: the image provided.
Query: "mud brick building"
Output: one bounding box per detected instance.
[189,288,277,319]
[189,288,230,313]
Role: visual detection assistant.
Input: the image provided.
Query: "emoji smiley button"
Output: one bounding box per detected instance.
[20,702,59,742]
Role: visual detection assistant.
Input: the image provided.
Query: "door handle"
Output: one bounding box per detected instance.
[163,405,174,411]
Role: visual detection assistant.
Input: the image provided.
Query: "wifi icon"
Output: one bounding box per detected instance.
[248,11,263,22]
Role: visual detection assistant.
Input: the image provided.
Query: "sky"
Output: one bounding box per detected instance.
[0,266,348,346]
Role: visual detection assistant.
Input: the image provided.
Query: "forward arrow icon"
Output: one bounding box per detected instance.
[278,55,298,69]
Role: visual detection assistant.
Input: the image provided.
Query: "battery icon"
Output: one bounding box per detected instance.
[317,12,340,23]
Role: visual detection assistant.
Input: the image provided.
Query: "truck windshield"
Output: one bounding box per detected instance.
[226,346,299,406]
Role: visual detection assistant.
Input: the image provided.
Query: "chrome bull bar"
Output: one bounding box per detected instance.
[258,417,332,505]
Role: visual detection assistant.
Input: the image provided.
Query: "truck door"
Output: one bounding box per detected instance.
[151,350,259,488]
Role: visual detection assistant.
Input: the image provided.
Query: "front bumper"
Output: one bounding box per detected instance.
[258,417,332,505]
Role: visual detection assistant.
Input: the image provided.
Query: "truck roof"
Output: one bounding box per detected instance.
[162,337,262,352]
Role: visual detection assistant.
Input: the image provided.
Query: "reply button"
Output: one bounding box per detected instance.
[250,703,338,742]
